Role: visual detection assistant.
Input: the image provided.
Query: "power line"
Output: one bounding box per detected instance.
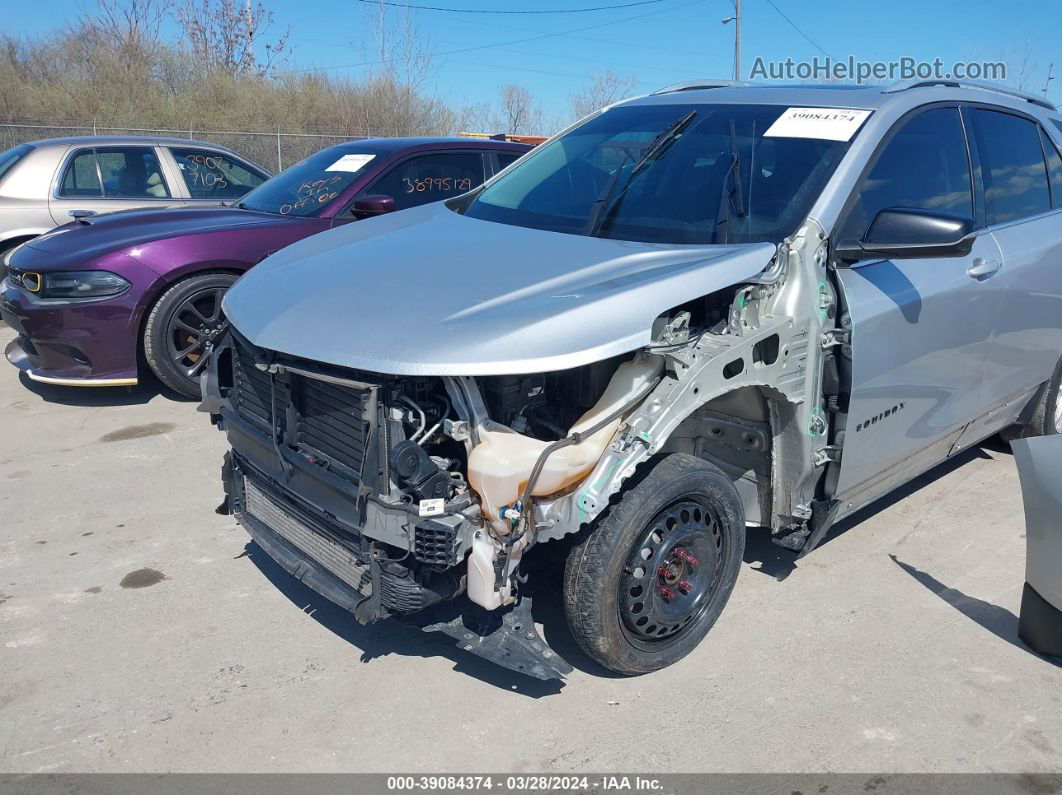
[761,0,834,59]
[297,0,706,73]
[444,13,728,59]
[353,0,668,13]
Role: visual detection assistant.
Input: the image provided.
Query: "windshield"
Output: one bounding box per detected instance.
[238,149,378,216]
[464,104,857,244]
[0,144,31,184]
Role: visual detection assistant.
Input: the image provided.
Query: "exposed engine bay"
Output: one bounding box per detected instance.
[202,219,842,680]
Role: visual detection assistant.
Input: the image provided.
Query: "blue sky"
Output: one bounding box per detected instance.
[10,0,1062,128]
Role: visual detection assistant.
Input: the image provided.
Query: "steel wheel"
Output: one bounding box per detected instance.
[563,453,745,675]
[167,285,228,379]
[619,499,725,647]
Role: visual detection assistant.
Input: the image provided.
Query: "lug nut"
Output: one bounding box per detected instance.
[678,580,692,592]
[659,586,675,601]
[675,549,699,567]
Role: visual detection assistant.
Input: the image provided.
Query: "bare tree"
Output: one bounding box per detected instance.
[94,0,170,53]
[176,0,291,78]
[364,0,434,91]
[497,84,542,135]
[1009,42,1037,91]
[569,69,638,119]
[359,0,441,135]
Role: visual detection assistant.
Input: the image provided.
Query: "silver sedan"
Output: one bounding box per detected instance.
[0,135,271,260]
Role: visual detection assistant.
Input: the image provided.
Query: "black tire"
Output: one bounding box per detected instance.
[1024,355,1062,437]
[143,271,237,398]
[562,453,746,675]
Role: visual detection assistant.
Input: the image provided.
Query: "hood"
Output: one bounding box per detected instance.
[224,201,777,376]
[24,207,287,263]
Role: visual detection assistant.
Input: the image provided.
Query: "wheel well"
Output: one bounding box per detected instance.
[134,267,242,373]
[660,386,776,526]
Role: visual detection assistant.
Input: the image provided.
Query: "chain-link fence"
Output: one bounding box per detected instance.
[0,122,373,173]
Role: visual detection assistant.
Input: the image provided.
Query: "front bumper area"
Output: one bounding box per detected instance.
[224,453,453,619]
[1,279,139,386]
[210,332,573,679]
[223,453,572,679]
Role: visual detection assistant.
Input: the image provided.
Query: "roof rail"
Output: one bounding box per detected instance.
[652,79,756,95]
[882,78,1056,111]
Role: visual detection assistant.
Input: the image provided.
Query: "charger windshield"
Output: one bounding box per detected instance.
[238,150,376,217]
[464,103,855,244]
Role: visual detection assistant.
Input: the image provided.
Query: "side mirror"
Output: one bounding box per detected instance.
[351,194,395,217]
[836,207,976,263]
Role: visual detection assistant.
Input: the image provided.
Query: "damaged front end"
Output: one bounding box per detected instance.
[204,328,588,679]
[202,212,837,681]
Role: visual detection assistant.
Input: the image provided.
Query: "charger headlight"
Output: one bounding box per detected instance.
[35,270,131,299]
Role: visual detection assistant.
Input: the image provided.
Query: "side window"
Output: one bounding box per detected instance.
[96,147,170,198]
[839,108,972,241]
[365,152,485,211]
[496,152,523,170]
[60,150,103,197]
[972,109,1050,225]
[1038,127,1062,208]
[170,148,267,199]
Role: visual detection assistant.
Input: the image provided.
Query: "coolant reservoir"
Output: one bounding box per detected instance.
[467,355,663,523]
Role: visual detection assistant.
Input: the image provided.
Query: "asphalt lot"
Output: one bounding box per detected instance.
[1,321,1060,774]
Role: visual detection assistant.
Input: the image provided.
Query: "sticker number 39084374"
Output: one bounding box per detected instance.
[764,107,872,142]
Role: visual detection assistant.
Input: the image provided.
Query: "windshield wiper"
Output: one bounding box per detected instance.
[715,118,747,244]
[585,110,698,237]
[582,151,633,236]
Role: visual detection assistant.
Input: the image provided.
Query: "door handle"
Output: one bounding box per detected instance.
[68,209,97,219]
[967,257,1001,280]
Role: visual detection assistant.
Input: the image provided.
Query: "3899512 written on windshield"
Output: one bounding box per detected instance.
[403,176,474,194]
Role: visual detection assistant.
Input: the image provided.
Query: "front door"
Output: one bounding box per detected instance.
[831,106,1002,507]
[49,146,176,223]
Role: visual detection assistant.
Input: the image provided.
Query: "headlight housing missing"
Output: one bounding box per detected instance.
[32,271,131,299]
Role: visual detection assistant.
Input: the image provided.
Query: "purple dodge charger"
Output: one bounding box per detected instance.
[2,137,529,396]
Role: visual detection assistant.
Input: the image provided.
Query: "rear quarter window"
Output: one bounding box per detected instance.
[972,109,1051,225]
[1039,127,1062,208]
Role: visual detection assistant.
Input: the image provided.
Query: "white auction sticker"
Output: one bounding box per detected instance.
[325,153,376,173]
[764,107,872,142]
[418,498,445,517]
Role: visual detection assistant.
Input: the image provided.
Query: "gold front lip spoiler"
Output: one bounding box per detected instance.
[27,371,138,387]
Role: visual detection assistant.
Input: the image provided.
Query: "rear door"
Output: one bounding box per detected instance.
[49,145,176,223]
[164,146,269,205]
[965,107,1062,434]
[832,106,1004,506]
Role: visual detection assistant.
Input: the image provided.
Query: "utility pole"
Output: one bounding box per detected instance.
[1045,63,1055,99]
[722,0,742,81]
[245,0,254,70]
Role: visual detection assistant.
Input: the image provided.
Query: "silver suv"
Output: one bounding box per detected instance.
[202,79,1062,678]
